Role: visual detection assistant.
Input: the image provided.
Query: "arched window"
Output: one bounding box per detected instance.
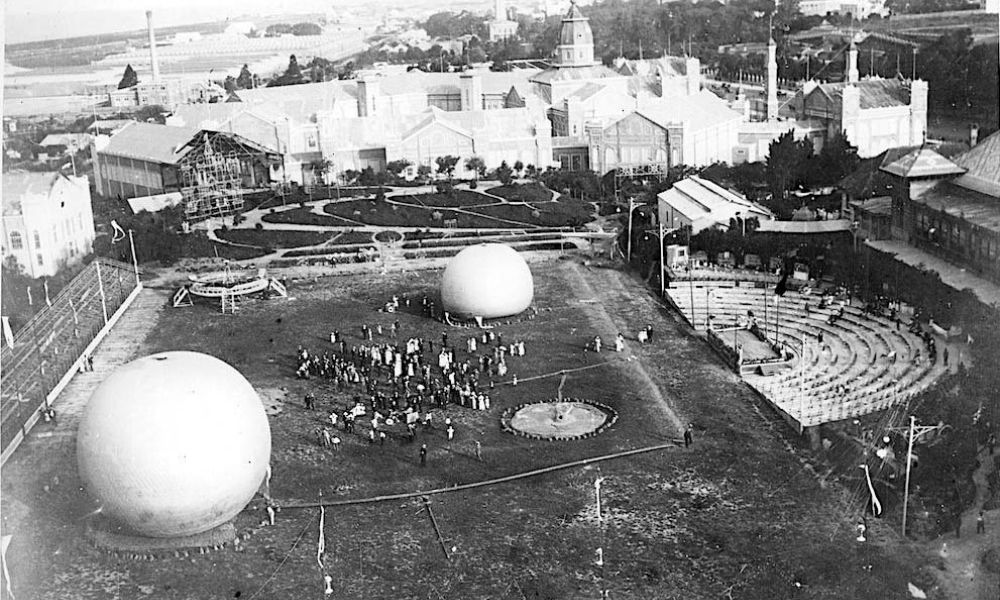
[33,230,41,248]
[9,231,23,250]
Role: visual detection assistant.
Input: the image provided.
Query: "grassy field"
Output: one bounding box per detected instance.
[1,261,944,599]
[262,207,359,227]
[215,228,334,249]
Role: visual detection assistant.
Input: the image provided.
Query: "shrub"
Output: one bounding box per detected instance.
[255,222,264,231]
[469,180,478,189]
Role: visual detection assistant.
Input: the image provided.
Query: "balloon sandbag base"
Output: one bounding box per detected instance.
[85,514,237,559]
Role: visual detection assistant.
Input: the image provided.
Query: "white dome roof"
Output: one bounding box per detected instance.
[440,244,533,319]
[77,351,271,538]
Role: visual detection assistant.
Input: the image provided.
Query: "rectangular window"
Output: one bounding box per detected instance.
[36,253,44,266]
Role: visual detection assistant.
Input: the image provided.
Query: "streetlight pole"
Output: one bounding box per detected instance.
[626,198,638,262]
[658,223,666,298]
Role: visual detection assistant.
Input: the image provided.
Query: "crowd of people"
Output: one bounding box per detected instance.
[293,303,534,453]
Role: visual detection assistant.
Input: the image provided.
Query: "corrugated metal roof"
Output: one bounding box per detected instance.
[880,146,966,178]
[658,176,772,224]
[530,65,624,84]
[100,122,201,164]
[916,181,1000,233]
[755,219,853,234]
[951,129,1000,197]
[636,89,742,132]
[814,78,911,110]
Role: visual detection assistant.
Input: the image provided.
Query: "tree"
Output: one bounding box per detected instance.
[435,155,460,180]
[417,164,432,182]
[496,161,514,185]
[265,23,293,37]
[269,55,305,87]
[291,22,322,36]
[386,159,412,179]
[118,64,138,89]
[513,160,524,177]
[813,131,859,186]
[465,156,486,180]
[766,131,812,201]
[311,159,333,185]
[223,76,237,94]
[236,64,254,89]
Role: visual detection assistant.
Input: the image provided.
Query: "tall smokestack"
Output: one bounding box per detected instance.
[146,10,161,83]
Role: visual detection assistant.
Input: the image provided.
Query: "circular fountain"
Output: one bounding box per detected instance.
[501,398,617,441]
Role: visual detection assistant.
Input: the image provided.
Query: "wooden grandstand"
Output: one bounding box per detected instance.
[1,259,140,459]
[666,273,948,431]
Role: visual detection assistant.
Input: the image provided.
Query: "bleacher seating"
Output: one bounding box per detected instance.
[666,281,948,428]
[1,259,139,453]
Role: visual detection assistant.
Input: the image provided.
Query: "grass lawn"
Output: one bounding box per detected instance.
[487,182,554,203]
[262,207,358,227]
[180,231,271,260]
[324,196,593,229]
[399,190,497,208]
[1,261,941,600]
[215,229,334,249]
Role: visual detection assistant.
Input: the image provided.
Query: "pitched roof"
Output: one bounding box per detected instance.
[529,64,624,84]
[951,129,1000,197]
[39,133,91,147]
[879,146,965,178]
[100,122,201,164]
[813,78,912,110]
[636,90,742,132]
[755,219,853,234]
[916,181,1000,233]
[2,172,81,215]
[658,175,772,225]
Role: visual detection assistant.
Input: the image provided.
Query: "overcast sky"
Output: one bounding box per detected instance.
[3,0,374,44]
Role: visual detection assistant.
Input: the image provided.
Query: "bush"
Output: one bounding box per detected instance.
[469,180,478,189]
[255,222,264,231]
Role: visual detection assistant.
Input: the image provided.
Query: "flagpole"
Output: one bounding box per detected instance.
[95,260,109,324]
[128,229,140,283]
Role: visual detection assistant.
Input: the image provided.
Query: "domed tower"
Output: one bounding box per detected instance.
[557,0,597,67]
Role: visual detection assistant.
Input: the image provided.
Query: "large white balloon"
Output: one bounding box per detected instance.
[441,244,534,319]
[77,351,271,538]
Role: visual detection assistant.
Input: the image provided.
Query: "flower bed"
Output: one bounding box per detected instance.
[262,207,357,226]
[215,229,333,249]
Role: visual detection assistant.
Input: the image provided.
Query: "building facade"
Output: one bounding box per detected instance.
[883,133,1000,283]
[2,172,96,278]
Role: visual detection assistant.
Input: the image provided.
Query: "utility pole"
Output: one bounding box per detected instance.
[626,198,639,262]
[658,223,666,298]
[902,416,916,537]
[889,416,947,537]
[595,476,608,600]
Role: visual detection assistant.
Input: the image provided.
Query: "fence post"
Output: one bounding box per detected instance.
[95,261,109,324]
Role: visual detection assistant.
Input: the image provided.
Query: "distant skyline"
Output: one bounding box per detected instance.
[3,0,406,44]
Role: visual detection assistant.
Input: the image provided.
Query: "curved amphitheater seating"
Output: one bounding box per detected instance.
[666,281,948,428]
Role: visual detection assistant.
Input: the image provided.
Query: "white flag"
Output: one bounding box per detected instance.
[1,534,14,600]
[111,219,126,243]
[861,464,883,516]
[1,317,13,349]
[316,506,326,570]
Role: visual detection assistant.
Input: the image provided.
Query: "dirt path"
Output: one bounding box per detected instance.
[927,445,1000,599]
[564,262,686,434]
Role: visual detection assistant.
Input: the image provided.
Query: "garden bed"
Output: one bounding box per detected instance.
[181,232,272,260]
[262,207,357,227]
[396,190,497,208]
[283,245,378,258]
[215,229,333,249]
[486,182,554,203]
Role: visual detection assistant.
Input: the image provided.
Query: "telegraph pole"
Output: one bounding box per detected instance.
[658,223,666,297]
[626,198,639,262]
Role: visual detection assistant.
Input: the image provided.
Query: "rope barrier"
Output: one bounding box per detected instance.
[277,442,678,510]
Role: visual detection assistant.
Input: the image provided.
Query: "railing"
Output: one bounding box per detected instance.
[1,259,140,456]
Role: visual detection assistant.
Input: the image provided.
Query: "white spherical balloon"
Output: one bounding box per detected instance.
[441,244,534,319]
[77,351,271,538]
